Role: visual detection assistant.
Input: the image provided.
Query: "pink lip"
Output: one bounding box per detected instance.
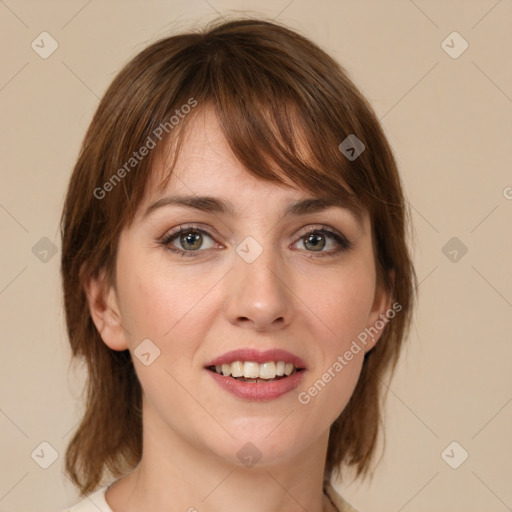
[204,348,307,369]
[206,369,306,401]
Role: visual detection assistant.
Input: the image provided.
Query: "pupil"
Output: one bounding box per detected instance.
[182,231,201,250]
[306,233,324,251]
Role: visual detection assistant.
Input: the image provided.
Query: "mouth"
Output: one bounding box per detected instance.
[203,348,307,400]
[206,361,305,383]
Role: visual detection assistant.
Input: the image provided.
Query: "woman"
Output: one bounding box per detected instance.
[61,17,416,512]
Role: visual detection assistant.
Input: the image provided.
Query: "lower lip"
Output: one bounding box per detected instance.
[206,369,306,401]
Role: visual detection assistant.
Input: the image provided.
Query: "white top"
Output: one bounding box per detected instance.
[63,482,358,511]
[62,486,112,512]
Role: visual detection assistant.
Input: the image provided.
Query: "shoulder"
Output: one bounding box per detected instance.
[61,486,113,512]
[324,481,360,512]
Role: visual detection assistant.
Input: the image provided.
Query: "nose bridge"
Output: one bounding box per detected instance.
[225,232,293,329]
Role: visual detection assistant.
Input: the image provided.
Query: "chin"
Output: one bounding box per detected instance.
[209,424,308,468]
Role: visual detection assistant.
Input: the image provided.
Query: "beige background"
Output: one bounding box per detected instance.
[1,1,511,511]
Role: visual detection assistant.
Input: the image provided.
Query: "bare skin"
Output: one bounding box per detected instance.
[87,106,390,512]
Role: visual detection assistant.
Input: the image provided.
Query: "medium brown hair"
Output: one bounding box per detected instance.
[61,17,416,496]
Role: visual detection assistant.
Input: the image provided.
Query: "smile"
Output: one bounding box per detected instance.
[204,348,307,400]
[208,360,302,382]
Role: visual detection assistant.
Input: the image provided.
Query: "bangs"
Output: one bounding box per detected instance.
[150,25,371,222]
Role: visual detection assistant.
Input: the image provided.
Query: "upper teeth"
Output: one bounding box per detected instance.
[214,361,297,379]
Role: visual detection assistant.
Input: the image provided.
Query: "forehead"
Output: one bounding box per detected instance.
[140,106,367,227]
[158,106,268,188]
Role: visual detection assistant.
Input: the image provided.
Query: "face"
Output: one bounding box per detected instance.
[88,106,390,469]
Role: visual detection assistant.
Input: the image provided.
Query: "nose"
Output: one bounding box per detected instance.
[224,241,294,332]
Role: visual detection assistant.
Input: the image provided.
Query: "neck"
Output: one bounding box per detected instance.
[106,403,332,512]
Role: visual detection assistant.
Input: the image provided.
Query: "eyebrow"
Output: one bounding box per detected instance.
[143,194,364,225]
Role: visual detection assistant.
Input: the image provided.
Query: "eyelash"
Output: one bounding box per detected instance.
[159,224,352,259]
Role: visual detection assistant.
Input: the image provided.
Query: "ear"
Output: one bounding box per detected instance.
[363,269,395,353]
[84,269,129,351]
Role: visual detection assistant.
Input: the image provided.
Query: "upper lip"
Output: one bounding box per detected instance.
[204,348,307,369]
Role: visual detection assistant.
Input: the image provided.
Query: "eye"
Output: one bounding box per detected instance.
[159,224,352,259]
[160,225,219,257]
[292,226,352,258]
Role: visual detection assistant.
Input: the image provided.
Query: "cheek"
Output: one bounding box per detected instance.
[114,251,216,405]
[115,247,216,342]
[296,252,376,419]
[305,254,377,348]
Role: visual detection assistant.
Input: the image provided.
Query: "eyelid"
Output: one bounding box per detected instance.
[292,225,353,254]
[159,223,352,257]
[294,224,349,243]
[159,224,222,253]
